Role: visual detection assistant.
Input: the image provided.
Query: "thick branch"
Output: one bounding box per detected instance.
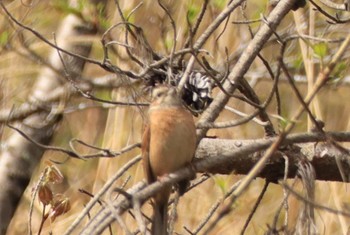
[195,132,350,181]
[72,131,350,234]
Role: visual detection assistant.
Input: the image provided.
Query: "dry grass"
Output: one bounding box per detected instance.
[1,0,350,234]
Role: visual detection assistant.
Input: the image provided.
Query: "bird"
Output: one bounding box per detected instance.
[142,85,197,235]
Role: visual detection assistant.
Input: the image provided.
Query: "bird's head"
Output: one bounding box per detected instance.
[150,85,182,108]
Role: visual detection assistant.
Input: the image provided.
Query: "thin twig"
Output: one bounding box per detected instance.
[197,62,279,129]
[178,0,245,92]
[187,180,242,235]
[279,57,325,132]
[7,122,139,160]
[309,0,350,24]
[181,0,209,62]
[270,177,298,233]
[282,182,350,217]
[202,29,350,235]
[7,123,83,159]
[196,108,261,129]
[168,191,180,235]
[282,154,290,228]
[224,106,269,126]
[240,180,270,235]
[319,0,348,10]
[0,2,138,78]
[28,170,47,235]
[239,6,275,82]
[63,156,142,235]
[196,0,298,140]
[133,198,147,235]
[232,18,261,24]
[70,139,140,159]
[158,0,177,80]
[73,130,350,234]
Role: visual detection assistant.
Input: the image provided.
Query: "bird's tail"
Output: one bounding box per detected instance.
[152,200,168,235]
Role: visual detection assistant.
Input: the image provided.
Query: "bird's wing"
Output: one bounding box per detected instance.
[141,124,155,183]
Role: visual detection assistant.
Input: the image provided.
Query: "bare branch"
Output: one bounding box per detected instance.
[186,180,241,235]
[64,156,142,235]
[70,131,350,234]
[177,0,246,92]
[309,0,350,24]
[196,0,299,140]
[282,182,350,217]
[319,0,348,11]
[240,180,270,235]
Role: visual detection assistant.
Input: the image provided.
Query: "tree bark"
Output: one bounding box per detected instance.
[66,131,350,235]
[0,0,106,233]
[195,132,350,182]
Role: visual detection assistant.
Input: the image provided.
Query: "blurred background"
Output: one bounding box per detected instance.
[1,0,350,234]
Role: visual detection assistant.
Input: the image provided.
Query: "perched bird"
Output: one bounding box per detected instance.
[142,85,197,235]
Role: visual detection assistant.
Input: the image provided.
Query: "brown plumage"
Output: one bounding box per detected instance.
[142,86,196,235]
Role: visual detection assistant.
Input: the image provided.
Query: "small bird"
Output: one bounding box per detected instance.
[142,85,197,235]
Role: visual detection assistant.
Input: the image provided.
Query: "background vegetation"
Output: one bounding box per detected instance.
[1,0,350,234]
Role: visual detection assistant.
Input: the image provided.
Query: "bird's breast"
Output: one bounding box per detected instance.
[148,107,196,177]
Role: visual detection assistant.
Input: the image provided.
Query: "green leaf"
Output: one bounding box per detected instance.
[123,8,135,24]
[313,43,328,59]
[53,0,82,17]
[96,90,112,100]
[165,38,174,51]
[213,176,227,194]
[187,4,199,24]
[329,61,348,84]
[97,3,110,29]
[334,61,347,76]
[292,55,304,71]
[0,31,9,46]
[271,114,291,131]
[279,118,288,130]
[77,0,87,12]
[213,0,226,10]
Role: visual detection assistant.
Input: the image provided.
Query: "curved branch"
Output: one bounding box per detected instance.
[319,0,348,11]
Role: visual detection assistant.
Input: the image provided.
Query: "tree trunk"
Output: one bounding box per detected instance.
[0,0,107,233]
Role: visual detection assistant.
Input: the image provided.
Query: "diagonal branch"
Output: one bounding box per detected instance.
[196,0,299,140]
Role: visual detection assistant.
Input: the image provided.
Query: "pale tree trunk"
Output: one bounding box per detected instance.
[0,0,106,233]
